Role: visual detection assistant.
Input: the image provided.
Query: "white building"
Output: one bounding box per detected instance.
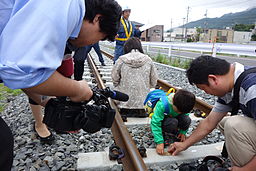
[233,31,252,43]
[164,28,197,42]
[163,32,171,42]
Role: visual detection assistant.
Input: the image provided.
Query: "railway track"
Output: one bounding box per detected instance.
[86,53,147,170]
[77,50,224,171]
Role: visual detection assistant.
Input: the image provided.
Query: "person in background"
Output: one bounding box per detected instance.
[0,0,121,169]
[169,55,256,171]
[111,37,158,121]
[134,26,143,39]
[74,42,106,81]
[113,5,135,63]
[150,89,195,155]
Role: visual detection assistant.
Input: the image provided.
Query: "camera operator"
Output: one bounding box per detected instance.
[0,0,122,170]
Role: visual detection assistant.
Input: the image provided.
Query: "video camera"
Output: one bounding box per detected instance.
[43,87,129,133]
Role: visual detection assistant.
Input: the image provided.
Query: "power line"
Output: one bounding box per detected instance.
[190,0,252,7]
[190,0,254,8]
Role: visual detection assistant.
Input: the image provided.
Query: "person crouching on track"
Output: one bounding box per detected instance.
[169,55,256,170]
[151,89,195,155]
[111,37,158,121]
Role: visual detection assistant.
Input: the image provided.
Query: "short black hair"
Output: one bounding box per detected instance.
[173,89,195,114]
[84,0,122,41]
[123,37,144,54]
[186,55,230,85]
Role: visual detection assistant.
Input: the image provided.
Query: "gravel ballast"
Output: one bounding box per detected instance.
[1,56,228,170]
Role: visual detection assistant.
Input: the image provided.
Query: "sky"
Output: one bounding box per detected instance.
[116,0,256,30]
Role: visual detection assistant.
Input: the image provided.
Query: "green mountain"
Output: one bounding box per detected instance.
[181,7,256,29]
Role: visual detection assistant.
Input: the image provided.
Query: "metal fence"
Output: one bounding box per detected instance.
[101,41,256,58]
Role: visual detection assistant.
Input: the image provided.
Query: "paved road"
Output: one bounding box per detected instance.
[149,48,256,66]
[172,50,256,66]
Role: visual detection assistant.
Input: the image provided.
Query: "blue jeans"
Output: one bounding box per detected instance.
[162,114,191,134]
[73,46,87,62]
[73,43,104,63]
[114,45,124,63]
[87,42,104,63]
[73,43,105,80]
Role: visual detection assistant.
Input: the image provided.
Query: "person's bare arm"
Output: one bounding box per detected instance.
[22,71,93,103]
[230,156,256,171]
[168,110,227,155]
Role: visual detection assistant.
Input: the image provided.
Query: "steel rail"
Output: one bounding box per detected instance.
[100,50,213,115]
[87,54,148,171]
[101,50,114,60]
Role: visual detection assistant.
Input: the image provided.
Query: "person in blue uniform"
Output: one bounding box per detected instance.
[113,5,135,63]
[74,42,106,81]
[0,0,122,169]
[134,26,143,39]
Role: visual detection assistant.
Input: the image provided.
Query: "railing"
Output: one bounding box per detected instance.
[101,41,256,57]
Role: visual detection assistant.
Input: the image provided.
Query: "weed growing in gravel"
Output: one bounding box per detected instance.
[0,84,22,112]
[155,53,164,63]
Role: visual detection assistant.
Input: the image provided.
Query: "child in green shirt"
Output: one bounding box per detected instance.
[150,89,195,155]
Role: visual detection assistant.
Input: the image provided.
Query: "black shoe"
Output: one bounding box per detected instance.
[33,123,55,144]
[101,62,106,66]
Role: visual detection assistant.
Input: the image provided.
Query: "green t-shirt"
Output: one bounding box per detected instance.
[150,93,189,144]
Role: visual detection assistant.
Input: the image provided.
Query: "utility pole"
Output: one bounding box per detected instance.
[170,18,172,42]
[204,9,208,28]
[204,10,208,42]
[184,6,190,42]
[182,17,185,42]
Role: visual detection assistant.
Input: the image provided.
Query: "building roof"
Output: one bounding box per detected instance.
[131,21,144,27]
[140,24,164,31]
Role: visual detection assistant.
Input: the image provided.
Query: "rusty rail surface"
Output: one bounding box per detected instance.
[101,50,114,59]
[87,54,148,171]
[100,50,213,115]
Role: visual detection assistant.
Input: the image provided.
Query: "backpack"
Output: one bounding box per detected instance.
[143,88,175,118]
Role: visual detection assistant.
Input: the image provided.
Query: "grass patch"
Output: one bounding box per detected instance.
[152,53,191,69]
[0,84,22,112]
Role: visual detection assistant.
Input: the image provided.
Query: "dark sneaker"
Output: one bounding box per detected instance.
[101,62,106,66]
